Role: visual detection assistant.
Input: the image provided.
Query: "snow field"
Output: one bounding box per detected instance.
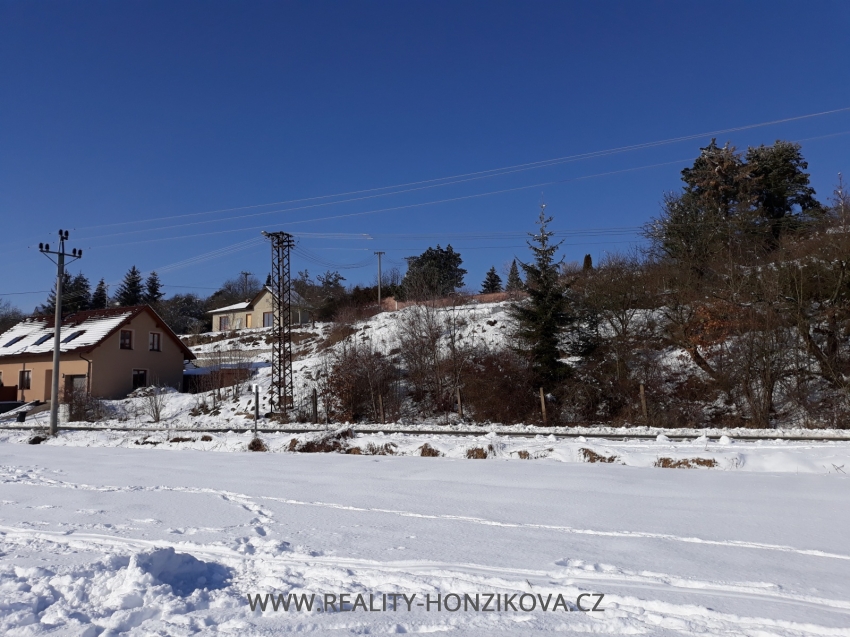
[1,442,849,635]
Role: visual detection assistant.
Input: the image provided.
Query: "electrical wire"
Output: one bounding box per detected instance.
[72,106,850,233]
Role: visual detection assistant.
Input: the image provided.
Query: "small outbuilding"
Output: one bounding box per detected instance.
[0,306,195,402]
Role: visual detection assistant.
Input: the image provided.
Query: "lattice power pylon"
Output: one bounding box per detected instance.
[262,231,295,412]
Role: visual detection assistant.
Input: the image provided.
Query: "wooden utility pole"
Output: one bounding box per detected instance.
[311,388,318,424]
[39,230,82,436]
[539,387,547,425]
[375,251,385,308]
[240,271,253,297]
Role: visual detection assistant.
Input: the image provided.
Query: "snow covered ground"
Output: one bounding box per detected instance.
[1,435,849,635]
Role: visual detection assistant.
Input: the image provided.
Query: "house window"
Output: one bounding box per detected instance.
[62,330,85,344]
[149,332,161,352]
[263,312,273,327]
[120,330,133,350]
[245,313,253,328]
[19,370,31,390]
[219,316,230,331]
[132,369,148,389]
[3,336,25,348]
[34,334,53,346]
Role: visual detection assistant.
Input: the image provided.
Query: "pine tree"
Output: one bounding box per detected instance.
[143,271,164,306]
[505,259,524,292]
[90,279,109,309]
[480,267,503,294]
[510,206,573,388]
[401,245,466,299]
[265,273,271,287]
[115,266,144,306]
[582,254,593,271]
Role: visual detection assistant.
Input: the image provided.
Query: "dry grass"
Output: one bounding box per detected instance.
[134,438,161,446]
[347,442,397,456]
[466,444,496,459]
[317,325,357,351]
[200,435,213,442]
[365,442,397,455]
[654,457,717,469]
[418,443,442,457]
[580,448,619,463]
[248,437,268,452]
[169,436,195,443]
[515,448,553,459]
[28,436,47,445]
[288,427,355,453]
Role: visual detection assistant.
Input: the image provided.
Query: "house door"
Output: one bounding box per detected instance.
[44,369,53,401]
[132,369,148,390]
[65,375,87,420]
[64,375,87,401]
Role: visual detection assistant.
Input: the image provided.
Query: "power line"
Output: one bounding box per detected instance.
[72,127,850,247]
[71,106,850,233]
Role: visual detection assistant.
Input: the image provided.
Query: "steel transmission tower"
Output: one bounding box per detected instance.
[262,231,295,412]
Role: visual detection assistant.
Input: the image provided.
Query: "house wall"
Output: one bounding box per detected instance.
[209,290,309,331]
[0,356,88,402]
[89,311,186,398]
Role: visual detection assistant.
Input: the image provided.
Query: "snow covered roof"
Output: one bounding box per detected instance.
[208,300,252,313]
[0,306,195,360]
[208,286,305,314]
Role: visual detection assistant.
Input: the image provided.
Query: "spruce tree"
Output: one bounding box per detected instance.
[480,267,503,294]
[66,273,91,312]
[582,254,593,271]
[510,206,573,388]
[90,279,109,309]
[505,259,524,292]
[115,266,144,306]
[143,271,164,306]
[39,272,90,314]
[39,272,72,315]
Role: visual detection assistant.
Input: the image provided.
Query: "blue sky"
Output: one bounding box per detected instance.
[2,1,849,311]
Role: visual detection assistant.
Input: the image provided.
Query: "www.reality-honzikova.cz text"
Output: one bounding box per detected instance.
[248,592,605,613]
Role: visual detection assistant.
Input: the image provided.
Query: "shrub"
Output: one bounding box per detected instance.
[462,349,539,424]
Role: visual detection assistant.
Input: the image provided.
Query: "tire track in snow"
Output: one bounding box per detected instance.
[258,496,850,562]
[3,466,849,562]
[1,524,849,620]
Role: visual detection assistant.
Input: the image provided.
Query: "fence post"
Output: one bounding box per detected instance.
[539,387,547,426]
[253,384,259,437]
[312,388,318,424]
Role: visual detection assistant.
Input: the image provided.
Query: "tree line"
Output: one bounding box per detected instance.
[318,139,850,429]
